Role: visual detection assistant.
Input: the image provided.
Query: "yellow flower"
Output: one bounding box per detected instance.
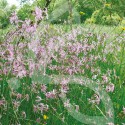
[79,11,85,15]
[43,115,48,120]
[122,27,125,31]
[105,3,111,7]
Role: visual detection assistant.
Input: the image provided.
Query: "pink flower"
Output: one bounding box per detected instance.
[33,105,38,113]
[41,84,47,92]
[10,12,18,24]
[13,101,20,109]
[3,68,8,75]
[13,61,27,78]
[36,118,41,123]
[60,80,69,93]
[35,96,42,102]
[60,79,69,85]
[67,68,73,75]
[64,99,70,108]
[38,103,45,112]
[102,75,108,83]
[61,85,69,93]
[16,93,22,100]
[26,24,37,33]
[25,94,29,101]
[17,68,27,78]
[45,89,56,99]
[94,94,100,105]
[106,84,114,92]
[60,50,66,58]
[3,49,14,61]
[89,94,100,105]
[35,7,43,20]
[0,100,5,107]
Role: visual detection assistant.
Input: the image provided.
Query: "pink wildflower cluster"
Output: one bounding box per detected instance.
[1,6,124,124]
[22,19,37,33]
[106,83,114,92]
[34,7,43,20]
[89,93,101,105]
[45,89,57,99]
[10,12,18,24]
[60,79,69,94]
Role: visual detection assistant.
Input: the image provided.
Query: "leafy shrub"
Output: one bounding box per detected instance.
[0,16,9,29]
[0,4,17,29]
[101,13,121,26]
[86,9,122,26]
[85,17,95,24]
[17,4,34,21]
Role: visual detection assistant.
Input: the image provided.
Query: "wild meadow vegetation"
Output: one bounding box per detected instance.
[1,0,125,125]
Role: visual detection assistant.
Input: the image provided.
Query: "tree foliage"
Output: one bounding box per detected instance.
[0,0,17,28]
[1,0,125,28]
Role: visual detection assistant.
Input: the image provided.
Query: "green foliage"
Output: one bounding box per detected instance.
[86,9,122,26]
[85,18,95,24]
[79,0,125,25]
[48,0,69,24]
[76,3,94,23]
[1,0,125,26]
[91,10,103,24]
[17,4,34,21]
[102,13,121,26]
[33,0,46,9]
[49,0,94,24]
[0,0,8,8]
[0,16,9,28]
[0,0,17,29]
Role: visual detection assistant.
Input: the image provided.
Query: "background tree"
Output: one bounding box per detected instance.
[0,0,17,28]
